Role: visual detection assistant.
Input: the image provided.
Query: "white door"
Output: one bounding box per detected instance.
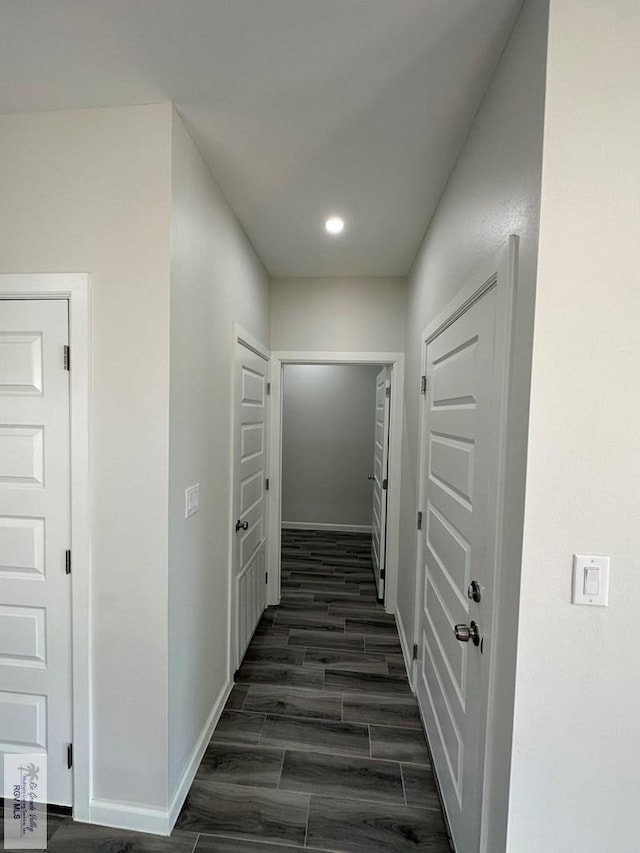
[0,300,72,806]
[415,287,499,852]
[371,366,390,600]
[232,341,269,668]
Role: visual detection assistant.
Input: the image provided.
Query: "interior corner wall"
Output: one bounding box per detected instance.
[281,364,379,528]
[398,0,549,849]
[270,278,407,352]
[167,109,270,800]
[0,104,173,809]
[508,2,640,850]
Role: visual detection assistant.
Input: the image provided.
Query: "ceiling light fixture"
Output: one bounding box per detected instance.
[325,216,345,235]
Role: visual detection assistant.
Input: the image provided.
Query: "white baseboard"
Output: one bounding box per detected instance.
[282,521,373,534]
[395,606,414,691]
[85,679,232,836]
[167,678,232,830]
[85,799,172,836]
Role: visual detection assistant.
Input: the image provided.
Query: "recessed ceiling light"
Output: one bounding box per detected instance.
[325,216,345,235]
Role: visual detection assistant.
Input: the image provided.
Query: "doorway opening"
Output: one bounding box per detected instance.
[280,363,389,601]
[267,351,404,616]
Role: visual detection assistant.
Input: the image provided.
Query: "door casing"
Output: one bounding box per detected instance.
[0,274,90,822]
[268,351,404,614]
[411,237,518,851]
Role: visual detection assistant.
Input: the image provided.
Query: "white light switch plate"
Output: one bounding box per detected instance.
[572,554,609,606]
[185,484,200,519]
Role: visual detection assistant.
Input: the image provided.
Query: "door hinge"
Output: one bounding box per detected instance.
[65,550,71,575]
[67,743,73,769]
[417,511,423,531]
[64,345,70,371]
[412,643,418,661]
[382,478,388,491]
[265,571,268,584]
[380,569,386,580]
[266,382,271,395]
[265,478,270,491]
[420,375,427,395]
[385,385,391,399]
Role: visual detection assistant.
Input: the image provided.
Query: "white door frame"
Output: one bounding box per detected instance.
[268,351,405,614]
[410,237,518,850]
[0,273,91,821]
[228,323,270,675]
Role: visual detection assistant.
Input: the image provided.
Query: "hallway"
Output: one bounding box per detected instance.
[175,529,450,852]
[40,530,449,852]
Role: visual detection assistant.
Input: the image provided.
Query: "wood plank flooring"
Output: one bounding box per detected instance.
[42,529,450,853]
[176,529,450,853]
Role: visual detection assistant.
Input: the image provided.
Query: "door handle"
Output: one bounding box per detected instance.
[467,580,482,603]
[368,475,375,481]
[454,621,481,647]
[235,519,249,532]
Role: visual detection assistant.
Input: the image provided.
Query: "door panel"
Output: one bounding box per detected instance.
[371,367,390,599]
[429,434,474,505]
[0,300,72,806]
[426,503,470,601]
[0,691,48,750]
[0,516,46,578]
[232,342,269,666]
[416,288,497,852]
[0,334,43,393]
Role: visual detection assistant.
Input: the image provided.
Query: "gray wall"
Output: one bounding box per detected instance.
[282,364,380,528]
[168,110,270,797]
[271,277,406,351]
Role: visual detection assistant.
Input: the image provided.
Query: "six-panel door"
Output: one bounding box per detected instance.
[0,300,73,805]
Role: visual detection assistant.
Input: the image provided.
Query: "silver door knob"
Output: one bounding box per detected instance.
[368,475,375,480]
[235,519,249,532]
[454,621,480,647]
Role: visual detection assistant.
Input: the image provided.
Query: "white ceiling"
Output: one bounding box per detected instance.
[0,0,522,278]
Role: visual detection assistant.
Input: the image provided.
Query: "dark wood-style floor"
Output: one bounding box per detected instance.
[40,529,450,853]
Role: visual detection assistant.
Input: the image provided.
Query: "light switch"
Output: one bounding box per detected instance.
[583,567,600,597]
[185,484,200,519]
[572,554,609,606]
